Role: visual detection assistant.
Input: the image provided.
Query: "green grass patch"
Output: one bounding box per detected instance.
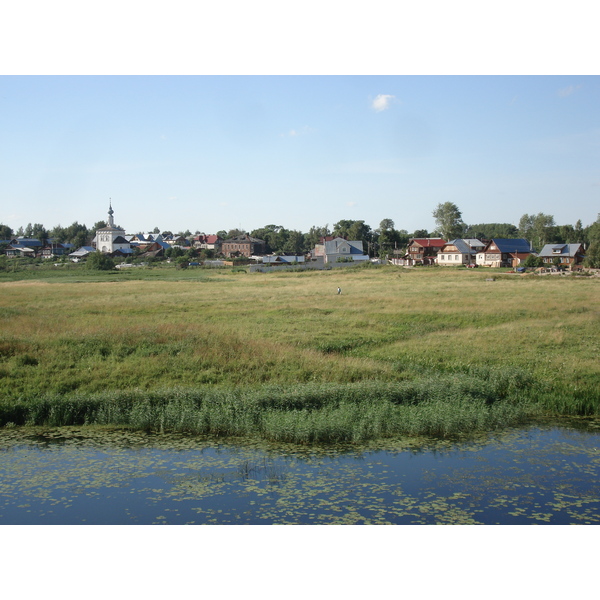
[0,267,598,441]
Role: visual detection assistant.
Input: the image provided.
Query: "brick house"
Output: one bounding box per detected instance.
[221,234,266,258]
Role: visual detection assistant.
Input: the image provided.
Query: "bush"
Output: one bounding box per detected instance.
[86,252,115,271]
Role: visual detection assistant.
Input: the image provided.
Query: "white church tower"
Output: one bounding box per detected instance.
[94,201,129,254]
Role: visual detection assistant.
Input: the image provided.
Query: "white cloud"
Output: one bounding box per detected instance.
[371,94,396,112]
[347,201,357,207]
[557,85,582,98]
[284,126,314,137]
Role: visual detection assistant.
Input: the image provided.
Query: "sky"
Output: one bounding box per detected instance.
[1,4,598,240]
[2,75,598,237]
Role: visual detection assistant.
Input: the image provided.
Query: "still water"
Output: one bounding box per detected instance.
[1,419,599,525]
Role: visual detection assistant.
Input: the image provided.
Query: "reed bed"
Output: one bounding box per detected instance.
[0,374,529,442]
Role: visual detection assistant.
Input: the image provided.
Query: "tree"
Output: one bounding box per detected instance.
[0,224,13,239]
[519,213,555,250]
[574,219,584,243]
[283,230,306,254]
[522,254,543,268]
[432,203,465,241]
[464,223,518,240]
[376,218,400,257]
[250,225,288,253]
[86,252,115,270]
[332,220,372,251]
[584,214,600,268]
[305,225,330,250]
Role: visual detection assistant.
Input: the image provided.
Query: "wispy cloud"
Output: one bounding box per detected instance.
[347,201,357,207]
[557,85,582,98]
[371,94,396,112]
[282,126,315,137]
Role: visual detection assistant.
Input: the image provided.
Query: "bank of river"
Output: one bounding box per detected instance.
[1,418,599,524]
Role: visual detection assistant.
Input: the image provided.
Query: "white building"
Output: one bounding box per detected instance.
[93,202,131,254]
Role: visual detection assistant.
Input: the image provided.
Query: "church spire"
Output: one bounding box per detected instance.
[108,199,115,228]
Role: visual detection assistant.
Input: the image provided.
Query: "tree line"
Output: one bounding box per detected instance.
[2,203,600,266]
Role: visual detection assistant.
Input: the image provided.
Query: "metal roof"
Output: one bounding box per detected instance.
[538,243,584,258]
[486,239,532,253]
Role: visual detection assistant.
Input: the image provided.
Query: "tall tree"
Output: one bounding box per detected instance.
[305,225,330,250]
[283,230,306,254]
[376,218,399,257]
[519,213,555,249]
[464,223,518,240]
[584,214,600,268]
[432,202,464,241]
[0,224,13,239]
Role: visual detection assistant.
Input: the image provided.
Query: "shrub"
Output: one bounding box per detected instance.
[86,252,115,271]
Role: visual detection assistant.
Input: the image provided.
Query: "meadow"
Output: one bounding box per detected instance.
[1,264,598,442]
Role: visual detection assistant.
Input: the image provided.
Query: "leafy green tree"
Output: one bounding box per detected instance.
[165,246,185,259]
[574,219,584,243]
[432,202,465,241]
[464,223,518,240]
[0,224,13,239]
[283,230,305,254]
[305,225,330,250]
[86,252,115,270]
[519,213,555,249]
[225,229,246,239]
[522,254,543,268]
[332,220,372,251]
[584,214,600,268]
[376,218,400,257]
[31,223,48,242]
[412,229,429,238]
[250,225,288,253]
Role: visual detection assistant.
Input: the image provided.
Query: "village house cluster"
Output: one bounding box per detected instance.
[2,204,587,270]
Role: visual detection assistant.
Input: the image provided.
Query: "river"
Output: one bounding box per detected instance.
[1,418,599,524]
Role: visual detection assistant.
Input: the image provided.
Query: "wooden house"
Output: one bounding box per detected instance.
[537,243,585,269]
[403,238,446,265]
[437,239,484,266]
[476,239,532,267]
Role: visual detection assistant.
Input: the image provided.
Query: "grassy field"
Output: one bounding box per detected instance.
[1,264,599,441]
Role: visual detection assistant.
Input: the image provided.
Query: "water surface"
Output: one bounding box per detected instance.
[1,419,599,524]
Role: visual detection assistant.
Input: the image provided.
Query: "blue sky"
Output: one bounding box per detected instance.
[1,75,598,236]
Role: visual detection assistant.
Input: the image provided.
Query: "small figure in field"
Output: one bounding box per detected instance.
[337,287,342,295]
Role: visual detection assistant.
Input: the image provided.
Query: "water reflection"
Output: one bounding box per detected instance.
[1,419,599,525]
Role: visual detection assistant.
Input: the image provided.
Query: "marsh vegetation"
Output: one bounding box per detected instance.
[1,266,598,442]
